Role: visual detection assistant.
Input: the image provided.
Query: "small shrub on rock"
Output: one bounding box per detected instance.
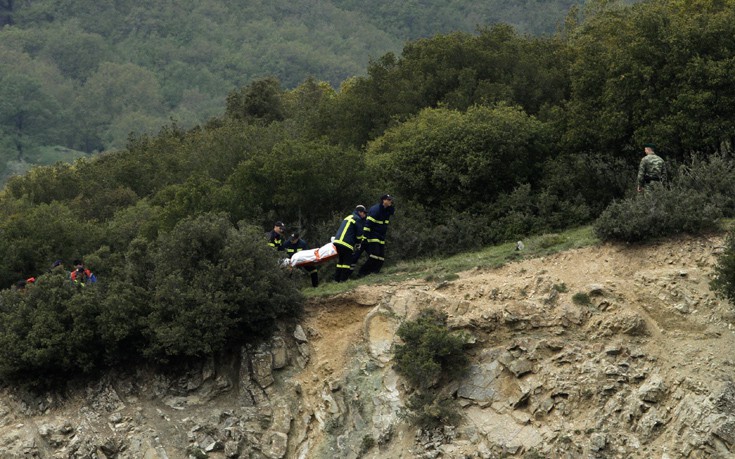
[393,309,469,429]
[393,309,469,389]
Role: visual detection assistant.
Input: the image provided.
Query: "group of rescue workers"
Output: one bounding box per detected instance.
[267,143,664,288]
[268,194,396,287]
[15,259,97,291]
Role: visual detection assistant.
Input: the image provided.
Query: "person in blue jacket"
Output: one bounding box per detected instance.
[333,205,367,283]
[283,232,319,287]
[358,194,395,277]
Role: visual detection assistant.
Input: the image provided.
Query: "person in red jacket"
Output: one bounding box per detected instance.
[70,259,97,286]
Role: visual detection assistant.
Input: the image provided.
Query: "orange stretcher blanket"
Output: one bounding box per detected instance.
[287,242,338,267]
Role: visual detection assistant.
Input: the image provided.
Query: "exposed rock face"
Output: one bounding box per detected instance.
[0,236,734,458]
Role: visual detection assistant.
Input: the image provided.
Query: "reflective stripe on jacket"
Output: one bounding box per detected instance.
[333,211,365,250]
[363,202,395,242]
[284,238,308,258]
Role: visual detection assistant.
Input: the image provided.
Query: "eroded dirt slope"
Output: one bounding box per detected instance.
[296,234,735,458]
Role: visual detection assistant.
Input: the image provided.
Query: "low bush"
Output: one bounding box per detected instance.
[594,183,721,243]
[572,292,591,306]
[674,153,735,218]
[393,309,469,389]
[393,309,469,428]
[595,153,735,243]
[404,392,462,429]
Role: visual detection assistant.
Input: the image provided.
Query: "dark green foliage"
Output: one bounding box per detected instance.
[141,213,303,361]
[320,26,570,148]
[563,0,735,158]
[393,309,469,389]
[393,309,468,429]
[594,184,721,243]
[594,152,735,243]
[0,213,303,383]
[225,77,286,124]
[572,292,591,306]
[540,153,632,217]
[225,137,368,227]
[674,153,735,218]
[404,392,462,430]
[0,200,103,287]
[711,231,735,307]
[386,203,486,261]
[0,0,586,171]
[368,105,550,210]
[0,272,106,384]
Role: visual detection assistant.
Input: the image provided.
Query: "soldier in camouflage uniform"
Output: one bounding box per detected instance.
[637,143,665,192]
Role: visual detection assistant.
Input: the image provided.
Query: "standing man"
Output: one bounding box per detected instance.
[358,194,395,277]
[284,232,319,287]
[637,143,665,193]
[333,205,367,283]
[267,221,286,251]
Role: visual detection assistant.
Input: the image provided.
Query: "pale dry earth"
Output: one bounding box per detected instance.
[0,234,734,458]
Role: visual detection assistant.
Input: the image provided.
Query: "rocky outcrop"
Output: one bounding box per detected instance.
[0,237,733,458]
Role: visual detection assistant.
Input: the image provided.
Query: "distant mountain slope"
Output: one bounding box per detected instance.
[0,0,641,181]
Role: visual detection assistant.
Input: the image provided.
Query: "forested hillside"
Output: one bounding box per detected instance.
[1,0,735,387]
[0,0,625,180]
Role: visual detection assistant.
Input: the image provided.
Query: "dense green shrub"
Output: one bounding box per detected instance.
[393,309,469,429]
[404,391,462,430]
[0,200,104,287]
[387,203,486,261]
[0,272,106,384]
[142,213,303,361]
[393,309,469,389]
[367,105,550,211]
[386,185,594,262]
[572,292,591,306]
[673,153,735,218]
[540,153,632,217]
[0,213,303,384]
[593,184,721,243]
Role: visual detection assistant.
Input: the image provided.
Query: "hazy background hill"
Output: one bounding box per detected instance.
[0,0,621,181]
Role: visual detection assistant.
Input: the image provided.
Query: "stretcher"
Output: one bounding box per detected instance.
[283,242,338,268]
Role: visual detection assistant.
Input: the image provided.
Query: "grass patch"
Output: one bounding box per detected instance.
[303,225,599,298]
[572,292,591,305]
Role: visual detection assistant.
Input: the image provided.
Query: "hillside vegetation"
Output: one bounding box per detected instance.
[1,0,735,386]
[0,0,610,179]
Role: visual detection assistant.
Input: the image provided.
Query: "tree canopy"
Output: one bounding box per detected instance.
[3,0,735,384]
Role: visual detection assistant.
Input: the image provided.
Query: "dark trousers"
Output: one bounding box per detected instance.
[334,244,353,282]
[358,241,385,276]
[350,243,366,277]
[303,265,319,287]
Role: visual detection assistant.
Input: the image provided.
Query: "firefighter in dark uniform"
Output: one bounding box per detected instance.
[358,194,395,277]
[333,205,367,283]
[284,232,319,287]
[267,221,286,251]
